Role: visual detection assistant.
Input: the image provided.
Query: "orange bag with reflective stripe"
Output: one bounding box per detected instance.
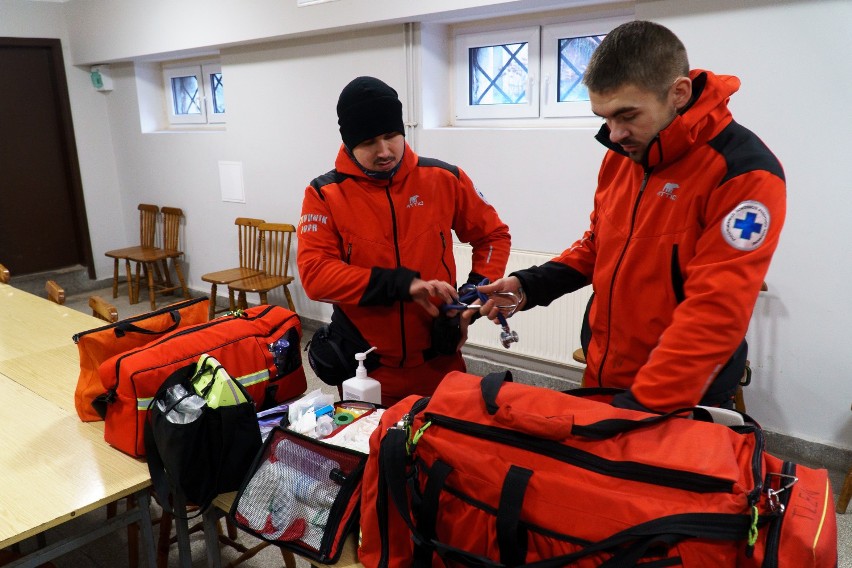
[73,297,209,422]
[98,304,306,457]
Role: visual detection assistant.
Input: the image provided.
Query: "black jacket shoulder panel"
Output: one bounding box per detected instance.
[708,121,786,186]
[417,156,460,179]
[309,170,351,200]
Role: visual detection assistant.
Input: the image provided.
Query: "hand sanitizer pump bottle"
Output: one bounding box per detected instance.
[341,346,381,404]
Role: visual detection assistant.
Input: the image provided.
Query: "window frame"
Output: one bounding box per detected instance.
[453,26,541,121]
[451,14,631,125]
[540,17,626,118]
[162,60,226,126]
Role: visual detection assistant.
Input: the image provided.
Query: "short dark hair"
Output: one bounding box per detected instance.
[583,20,689,100]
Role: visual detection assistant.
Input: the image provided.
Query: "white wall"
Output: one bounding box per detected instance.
[4,0,850,450]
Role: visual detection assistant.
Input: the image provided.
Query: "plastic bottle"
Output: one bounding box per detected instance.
[341,346,381,404]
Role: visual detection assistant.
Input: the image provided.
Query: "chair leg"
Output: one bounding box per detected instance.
[238,291,248,310]
[734,385,746,414]
[172,259,190,299]
[838,464,852,514]
[283,286,295,312]
[112,258,120,299]
[208,284,218,320]
[146,262,157,311]
[228,289,237,312]
[126,259,136,304]
[258,292,267,307]
[157,510,173,568]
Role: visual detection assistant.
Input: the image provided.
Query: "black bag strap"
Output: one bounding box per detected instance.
[497,466,532,567]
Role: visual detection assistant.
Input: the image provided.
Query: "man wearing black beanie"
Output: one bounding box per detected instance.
[297,76,511,406]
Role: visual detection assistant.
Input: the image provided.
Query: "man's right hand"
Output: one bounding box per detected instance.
[476,276,526,322]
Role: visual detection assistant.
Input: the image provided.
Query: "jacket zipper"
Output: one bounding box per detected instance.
[439,231,453,282]
[596,169,652,386]
[425,413,737,493]
[107,304,282,394]
[346,243,352,264]
[383,180,407,366]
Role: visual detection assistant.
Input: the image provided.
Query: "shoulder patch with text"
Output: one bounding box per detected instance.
[721,200,770,251]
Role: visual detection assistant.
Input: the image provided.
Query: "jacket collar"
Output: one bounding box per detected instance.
[594,70,740,170]
[334,140,418,186]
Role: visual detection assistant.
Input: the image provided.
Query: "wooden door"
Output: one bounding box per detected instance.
[0,38,93,277]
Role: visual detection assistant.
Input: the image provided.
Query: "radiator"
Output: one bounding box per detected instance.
[454,244,592,366]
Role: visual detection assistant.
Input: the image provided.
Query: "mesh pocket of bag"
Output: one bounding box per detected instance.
[235,434,362,550]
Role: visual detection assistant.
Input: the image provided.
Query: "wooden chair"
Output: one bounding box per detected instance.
[89,295,119,323]
[227,222,296,312]
[104,204,160,302]
[200,217,265,320]
[125,207,190,311]
[0,263,9,284]
[45,280,65,304]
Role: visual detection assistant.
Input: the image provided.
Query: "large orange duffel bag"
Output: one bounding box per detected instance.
[96,304,307,457]
[360,371,837,567]
[72,297,209,422]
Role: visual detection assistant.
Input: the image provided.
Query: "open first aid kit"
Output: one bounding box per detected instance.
[359,371,837,568]
[230,396,383,564]
[97,304,306,457]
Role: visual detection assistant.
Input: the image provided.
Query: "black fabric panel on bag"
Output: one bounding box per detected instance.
[145,362,262,517]
[497,466,533,567]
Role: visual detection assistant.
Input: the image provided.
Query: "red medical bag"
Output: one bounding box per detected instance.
[359,371,837,567]
[98,305,306,457]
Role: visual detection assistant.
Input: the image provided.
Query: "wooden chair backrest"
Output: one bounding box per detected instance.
[235,217,265,270]
[160,207,184,251]
[89,295,119,322]
[138,203,160,248]
[258,223,295,278]
[0,263,9,284]
[45,280,65,305]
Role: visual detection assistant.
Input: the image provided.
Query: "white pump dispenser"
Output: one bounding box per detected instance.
[341,346,381,404]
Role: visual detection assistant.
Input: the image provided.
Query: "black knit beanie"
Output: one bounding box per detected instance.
[337,76,405,150]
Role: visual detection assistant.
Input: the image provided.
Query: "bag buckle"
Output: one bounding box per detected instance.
[765,472,798,512]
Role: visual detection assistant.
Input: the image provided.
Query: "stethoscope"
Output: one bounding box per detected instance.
[440,278,520,349]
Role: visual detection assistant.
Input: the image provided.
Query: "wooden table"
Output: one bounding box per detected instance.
[0,282,158,567]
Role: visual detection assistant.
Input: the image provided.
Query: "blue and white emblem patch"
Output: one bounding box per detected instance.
[721,200,770,251]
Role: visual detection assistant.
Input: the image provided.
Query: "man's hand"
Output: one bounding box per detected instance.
[409,278,458,317]
[476,276,526,323]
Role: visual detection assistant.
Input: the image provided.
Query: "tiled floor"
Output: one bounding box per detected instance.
[10,282,852,567]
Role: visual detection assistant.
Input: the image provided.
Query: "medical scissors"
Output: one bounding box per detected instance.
[440,278,520,348]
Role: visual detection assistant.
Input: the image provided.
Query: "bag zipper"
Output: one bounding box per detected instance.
[425,413,738,494]
[72,296,207,343]
[761,461,796,568]
[378,396,430,568]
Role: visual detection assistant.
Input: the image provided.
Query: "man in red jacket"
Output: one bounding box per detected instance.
[298,76,511,405]
[479,21,786,412]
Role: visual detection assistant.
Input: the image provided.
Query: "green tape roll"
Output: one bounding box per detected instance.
[334,412,354,425]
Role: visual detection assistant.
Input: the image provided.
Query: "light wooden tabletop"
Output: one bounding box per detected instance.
[0,375,150,548]
[0,283,152,549]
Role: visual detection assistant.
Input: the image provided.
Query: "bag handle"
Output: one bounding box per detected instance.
[480,372,575,441]
[481,372,699,441]
[114,307,181,337]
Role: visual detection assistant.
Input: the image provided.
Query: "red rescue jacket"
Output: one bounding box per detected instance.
[516,70,786,411]
[297,142,511,368]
